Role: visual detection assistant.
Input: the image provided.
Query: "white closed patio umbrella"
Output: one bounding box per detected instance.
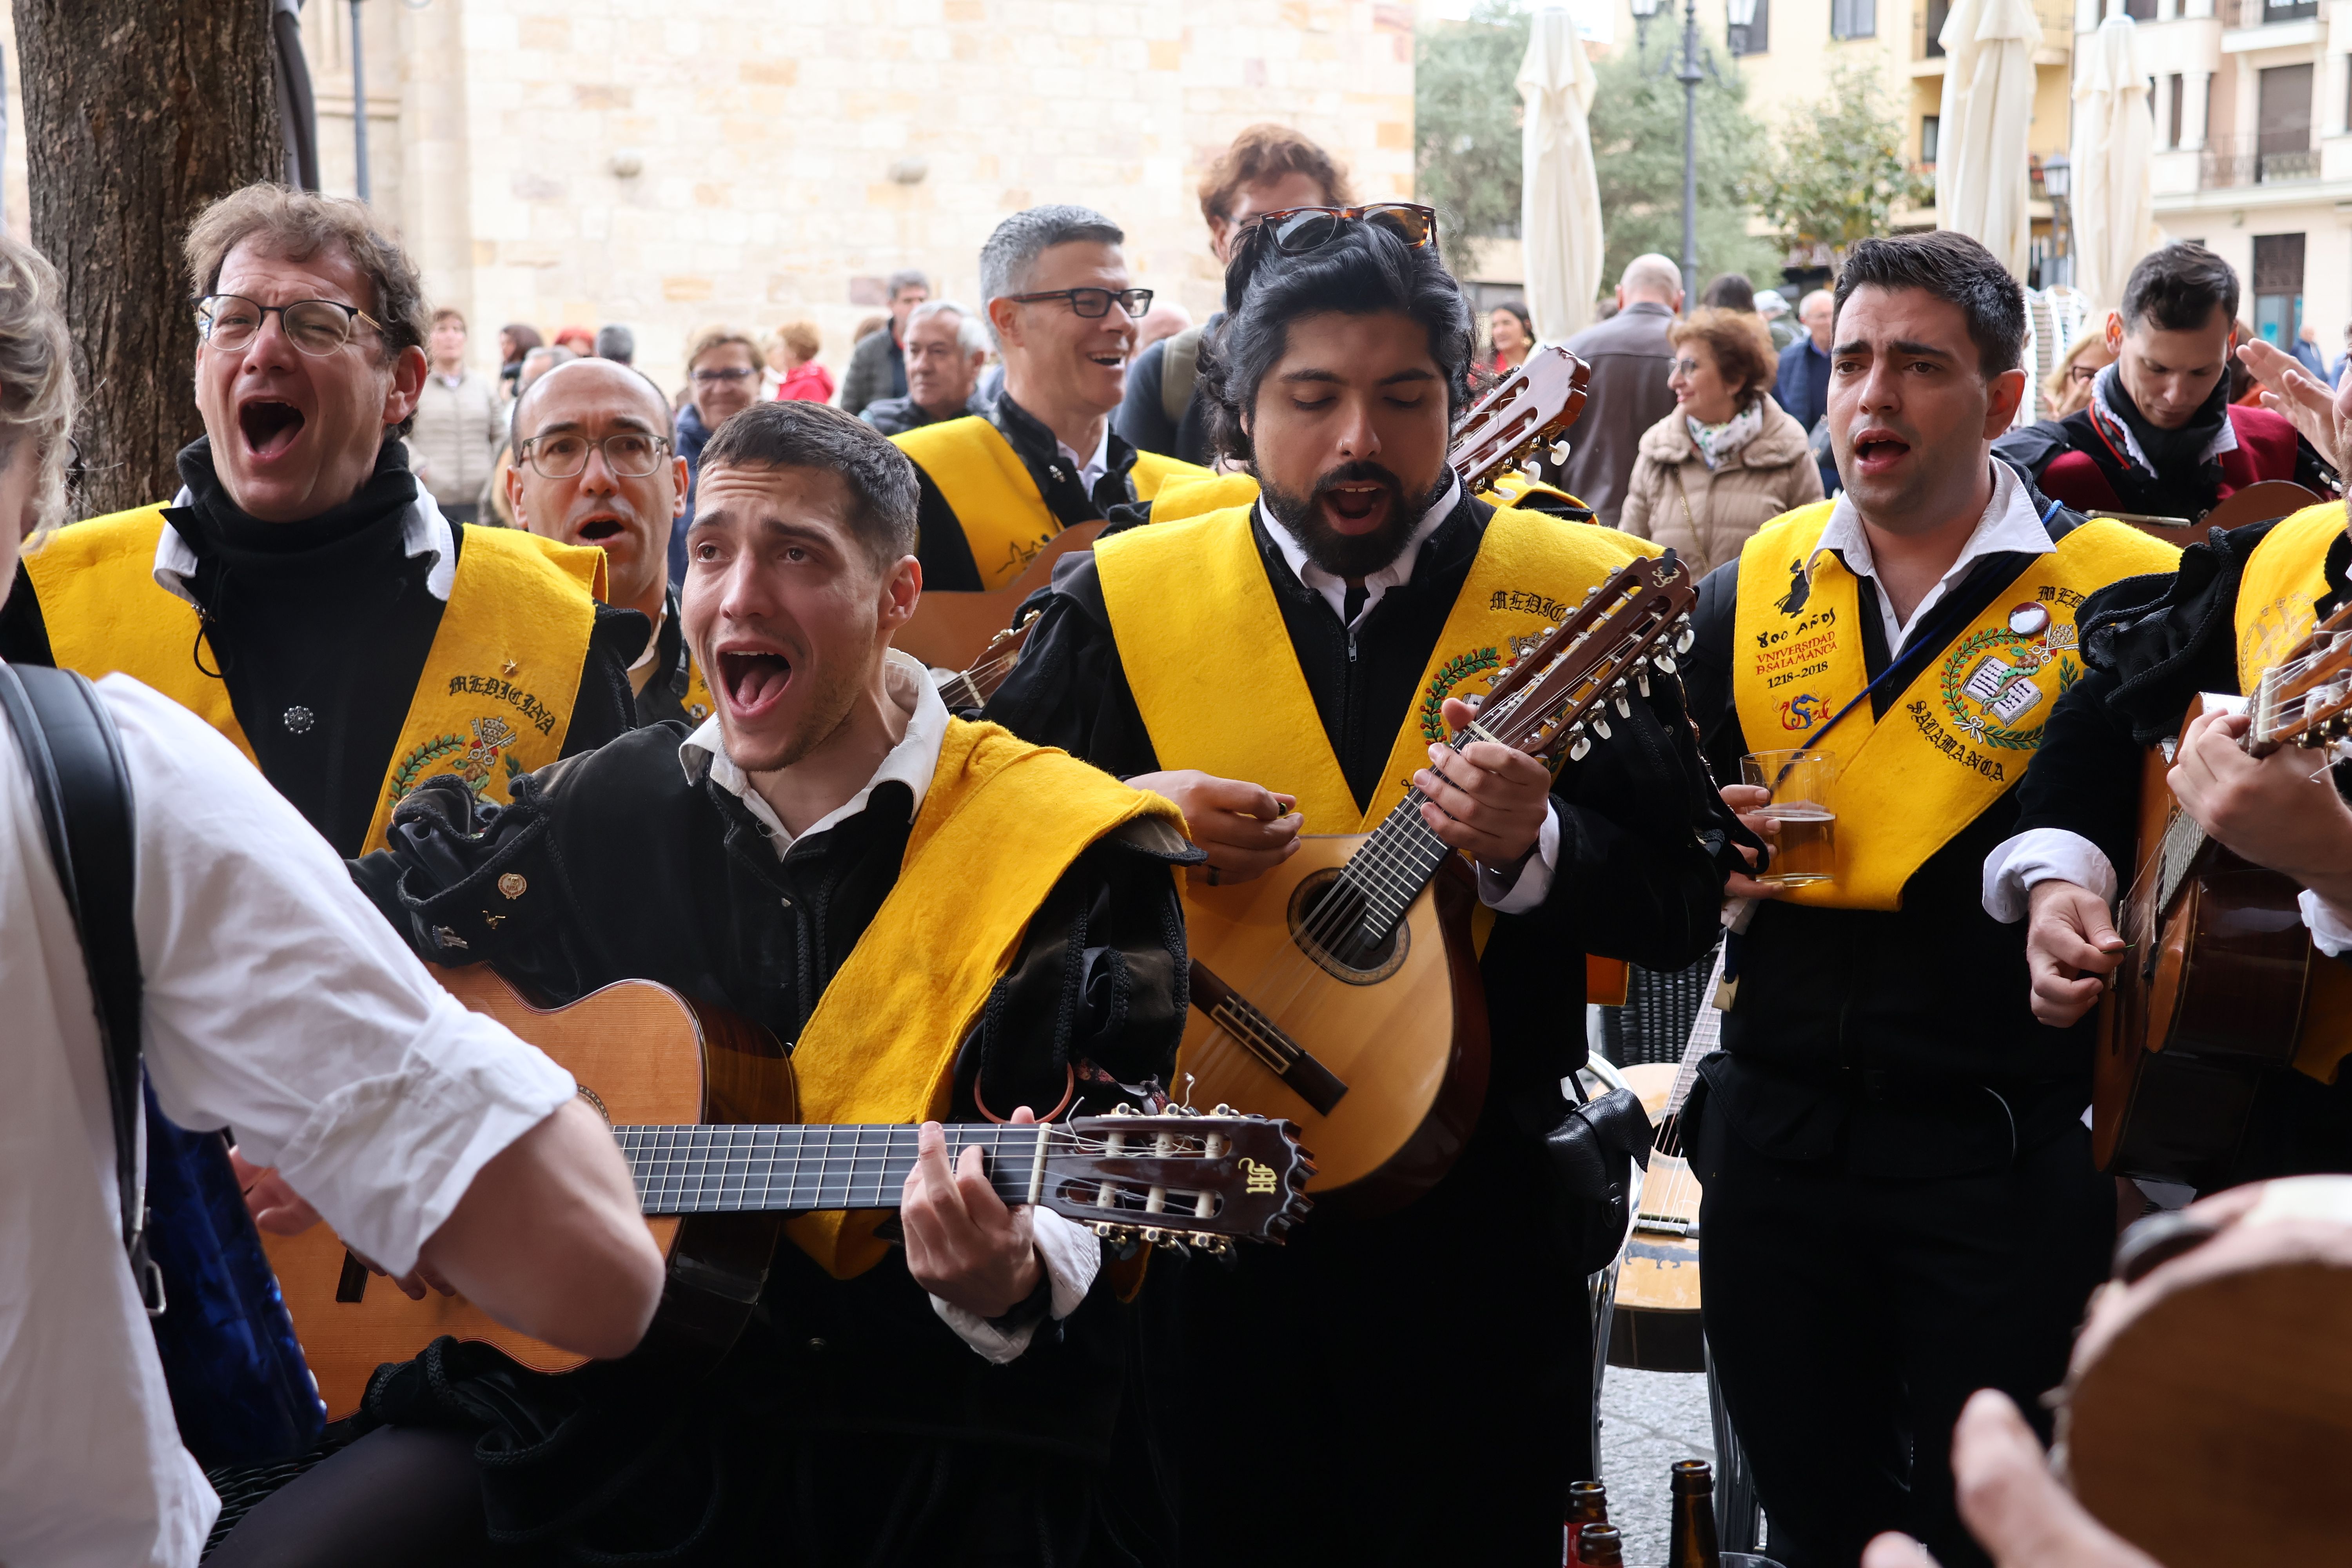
[1936,0,2043,282]
[2071,0,2158,315]
[1516,4,1604,344]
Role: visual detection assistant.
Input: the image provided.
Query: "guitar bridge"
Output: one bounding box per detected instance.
[1189,959,1349,1116]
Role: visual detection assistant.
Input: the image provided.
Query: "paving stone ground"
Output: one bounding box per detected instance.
[1594,1365,1717,1564]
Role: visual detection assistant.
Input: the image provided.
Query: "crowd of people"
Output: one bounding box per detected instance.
[3,109,2348,1568]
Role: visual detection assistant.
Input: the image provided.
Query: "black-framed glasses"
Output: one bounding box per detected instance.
[196,294,382,357]
[1238,203,1440,260]
[691,365,757,385]
[519,430,671,479]
[1005,287,1154,319]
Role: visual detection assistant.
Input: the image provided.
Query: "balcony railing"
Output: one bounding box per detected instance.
[2201,134,2319,187]
[2225,0,2319,26]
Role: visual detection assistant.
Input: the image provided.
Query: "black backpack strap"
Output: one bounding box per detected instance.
[0,662,158,1311]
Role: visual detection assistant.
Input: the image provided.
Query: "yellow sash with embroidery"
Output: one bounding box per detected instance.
[781,719,1187,1279]
[892,416,1209,590]
[1731,503,2180,911]
[24,505,607,854]
[2234,500,2347,686]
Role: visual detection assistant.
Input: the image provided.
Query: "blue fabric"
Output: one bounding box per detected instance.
[2292,339,2327,379]
[1776,338,1837,495]
[670,402,712,588]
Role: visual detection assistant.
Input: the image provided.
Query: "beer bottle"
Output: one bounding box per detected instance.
[1578,1523,1626,1566]
[1563,1480,1609,1565]
[1666,1459,1721,1568]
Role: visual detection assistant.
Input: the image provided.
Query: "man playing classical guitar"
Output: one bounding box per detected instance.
[891,205,1208,592]
[0,185,642,857]
[985,214,1736,1563]
[1995,337,2352,1184]
[221,403,1202,1566]
[1675,232,2180,1568]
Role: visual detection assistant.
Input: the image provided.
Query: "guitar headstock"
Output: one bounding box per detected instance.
[1464,550,1700,764]
[2253,597,2352,753]
[1448,345,1590,497]
[1040,1104,1314,1252]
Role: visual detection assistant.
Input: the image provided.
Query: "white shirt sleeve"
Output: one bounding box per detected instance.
[2298,888,2352,957]
[1478,800,1561,914]
[111,676,577,1278]
[927,1207,1102,1364]
[1981,827,2118,924]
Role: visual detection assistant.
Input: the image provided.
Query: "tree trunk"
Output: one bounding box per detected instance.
[17,0,282,517]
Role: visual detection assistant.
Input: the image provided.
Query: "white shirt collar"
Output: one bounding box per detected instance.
[1261,473,1463,630]
[1055,425,1112,497]
[151,483,458,605]
[677,649,949,856]
[626,601,667,675]
[1813,460,2053,653]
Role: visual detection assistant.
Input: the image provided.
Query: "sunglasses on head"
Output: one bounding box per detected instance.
[1237,203,1440,261]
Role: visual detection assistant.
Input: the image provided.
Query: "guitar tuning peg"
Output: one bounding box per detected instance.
[1520,460,1543,482]
[1569,733,1593,761]
[1655,652,1677,675]
[1549,440,1570,465]
[1590,715,1612,740]
[1613,692,1632,717]
[1583,586,1600,602]
[1635,669,1651,697]
[1675,625,1695,654]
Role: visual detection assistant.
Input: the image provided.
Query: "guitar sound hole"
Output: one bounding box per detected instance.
[1287,867,1409,985]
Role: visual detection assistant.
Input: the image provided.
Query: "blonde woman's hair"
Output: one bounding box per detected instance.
[2044,326,2109,407]
[0,234,79,545]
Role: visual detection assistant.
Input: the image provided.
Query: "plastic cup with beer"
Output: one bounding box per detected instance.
[1740,748,1837,887]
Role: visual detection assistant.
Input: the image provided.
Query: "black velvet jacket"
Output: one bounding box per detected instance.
[631,583,706,729]
[911,394,1145,591]
[346,721,1200,1560]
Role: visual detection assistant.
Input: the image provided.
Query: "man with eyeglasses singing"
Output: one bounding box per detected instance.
[890,205,1210,592]
[508,356,715,726]
[0,185,641,857]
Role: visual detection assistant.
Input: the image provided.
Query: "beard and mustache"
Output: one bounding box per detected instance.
[1257,459,1452,581]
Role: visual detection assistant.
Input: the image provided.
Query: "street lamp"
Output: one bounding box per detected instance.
[348,0,371,204]
[2040,152,2071,289]
[1630,0,1717,290]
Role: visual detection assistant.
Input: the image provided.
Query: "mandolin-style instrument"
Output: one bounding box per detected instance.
[2095,479,2322,548]
[1607,950,1724,1374]
[264,965,1313,1418]
[1176,545,1700,1210]
[897,521,1108,673]
[2098,603,2352,1185]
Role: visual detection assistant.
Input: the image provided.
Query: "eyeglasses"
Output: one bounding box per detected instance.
[1004,287,1154,319]
[2067,363,2102,384]
[1238,203,1440,259]
[518,430,671,479]
[691,366,758,385]
[196,294,383,357]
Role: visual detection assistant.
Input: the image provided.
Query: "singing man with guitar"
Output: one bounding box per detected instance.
[231,401,1207,1566]
[986,209,1738,1563]
[1996,337,2352,1188]
[1675,232,2180,1568]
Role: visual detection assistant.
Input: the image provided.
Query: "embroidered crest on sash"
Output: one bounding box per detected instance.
[388,715,525,804]
[1930,606,2080,753]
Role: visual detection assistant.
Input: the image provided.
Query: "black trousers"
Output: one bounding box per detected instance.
[1693,1111,2111,1568]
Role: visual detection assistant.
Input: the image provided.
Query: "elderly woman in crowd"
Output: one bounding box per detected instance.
[1617,305,1823,579]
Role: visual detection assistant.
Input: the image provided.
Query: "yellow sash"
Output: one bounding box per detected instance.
[24,505,607,853]
[892,416,1209,589]
[2234,500,2346,687]
[780,719,1186,1278]
[681,650,714,724]
[1731,503,2179,911]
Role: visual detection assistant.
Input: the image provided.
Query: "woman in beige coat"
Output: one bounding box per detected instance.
[1618,307,1824,579]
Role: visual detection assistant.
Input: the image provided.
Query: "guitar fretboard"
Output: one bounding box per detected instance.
[617,1123,1055,1215]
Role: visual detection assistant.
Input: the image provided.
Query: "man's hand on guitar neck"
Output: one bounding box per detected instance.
[2025,881,2127,1027]
[2172,706,2352,917]
[903,1108,1047,1320]
[1412,695,1553,873]
[1125,770,1302,885]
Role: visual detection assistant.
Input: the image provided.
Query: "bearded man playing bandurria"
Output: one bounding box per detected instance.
[210,402,1202,1566]
[986,214,1736,1563]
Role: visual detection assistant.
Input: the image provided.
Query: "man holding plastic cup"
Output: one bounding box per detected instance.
[1667,230,2180,1568]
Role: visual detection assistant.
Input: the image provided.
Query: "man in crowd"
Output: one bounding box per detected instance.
[1114,123,1352,466]
[408,306,500,524]
[987,213,1733,1563]
[1999,243,2329,519]
[892,205,1206,591]
[1992,334,2352,1187]
[1757,287,1797,350]
[507,356,710,726]
[480,340,577,528]
[0,184,640,858]
[1560,252,1683,527]
[858,299,991,436]
[671,324,765,585]
[837,267,929,417]
[234,401,1202,1564]
[1677,230,2178,1568]
[1775,286,1838,496]
[594,322,634,364]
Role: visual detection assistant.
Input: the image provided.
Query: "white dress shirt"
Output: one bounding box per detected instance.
[1811,458,2056,656]
[1054,426,1111,501]
[678,650,1099,1360]
[1257,478,1560,913]
[0,675,576,1568]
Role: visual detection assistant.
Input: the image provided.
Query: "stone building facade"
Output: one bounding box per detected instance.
[287,0,1418,392]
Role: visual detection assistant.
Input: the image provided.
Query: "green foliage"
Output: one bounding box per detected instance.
[1748,63,1934,262]
[1586,48,1781,292]
[1414,1,1532,247]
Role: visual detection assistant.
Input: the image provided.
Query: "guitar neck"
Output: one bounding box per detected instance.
[1647,944,1726,1156]
[617,1123,1055,1215]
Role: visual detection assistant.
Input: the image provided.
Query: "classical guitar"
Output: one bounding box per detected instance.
[264,965,1314,1419]
[1178,546,1700,1210]
[2097,603,2352,1184]
[1607,947,1724,1375]
[907,345,1597,697]
[2099,479,2323,547]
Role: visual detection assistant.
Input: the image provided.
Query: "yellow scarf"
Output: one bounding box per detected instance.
[891,415,1209,589]
[23,504,607,853]
[780,719,1187,1278]
[2234,499,2346,687]
[1730,502,2179,910]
